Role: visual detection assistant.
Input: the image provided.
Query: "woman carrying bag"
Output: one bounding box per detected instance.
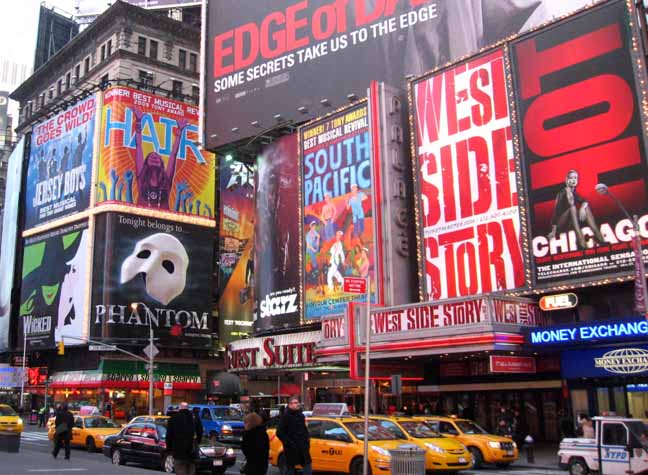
[241,412,269,475]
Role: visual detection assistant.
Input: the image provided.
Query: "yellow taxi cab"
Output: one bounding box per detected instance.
[370,416,472,472]
[415,416,518,469]
[269,416,412,475]
[47,414,122,451]
[0,404,23,433]
[127,414,169,425]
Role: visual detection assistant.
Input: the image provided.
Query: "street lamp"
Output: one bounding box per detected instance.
[595,183,648,317]
[130,302,155,415]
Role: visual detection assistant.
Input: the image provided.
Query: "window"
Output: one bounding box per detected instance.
[48,88,53,100]
[189,52,197,72]
[149,40,158,60]
[439,421,459,435]
[307,420,324,438]
[57,79,62,95]
[84,57,90,76]
[378,420,407,439]
[107,39,112,56]
[74,64,80,83]
[138,70,153,87]
[101,44,106,61]
[65,72,71,89]
[74,418,83,429]
[172,80,183,98]
[101,74,109,86]
[179,49,186,69]
[200,408,212,421]
[322,421,351,442]
[125,424,144,437]
[138,36,146,55]
[603,423,627,446]
[191,85,199,99]
[39,93,45,108]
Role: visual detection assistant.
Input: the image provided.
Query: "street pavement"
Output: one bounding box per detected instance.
[2,424,562,475]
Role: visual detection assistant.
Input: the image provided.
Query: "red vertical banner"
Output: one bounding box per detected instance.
[511,0,648,287]
[411,48,525,300]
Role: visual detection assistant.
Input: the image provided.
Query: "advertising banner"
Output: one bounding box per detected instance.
[204,0,594,150]
[98,86,215,219]
[19,221,89,350]
[25,95,95,229]
[91,213,213,348]
[0,137,25,351]
[561,345,648,379]
[528,317,648,346]
[489,355,536,373]
[218,158,255,345]
[255,134,301,331]
[511,0,648,286]
[412,48,524,300]
[301,102,376,319]
[227,331,319,371]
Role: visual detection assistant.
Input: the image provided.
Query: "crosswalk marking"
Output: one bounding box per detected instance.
[21,432,51,444]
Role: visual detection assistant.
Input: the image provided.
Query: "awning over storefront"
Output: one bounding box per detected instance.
[272,383,301,397]
[49,360,202,390]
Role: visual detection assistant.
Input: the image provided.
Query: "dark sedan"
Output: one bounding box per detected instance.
[102,420,237,473]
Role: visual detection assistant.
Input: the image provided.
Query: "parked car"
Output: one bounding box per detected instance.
[102,419,236,473]
[189,404,245,443]
[0,404,23,433]
[415,416,518,468]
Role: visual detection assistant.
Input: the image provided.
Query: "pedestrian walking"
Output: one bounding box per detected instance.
[241,412,269,475]
[166,402,202,475]
[52,404,74,459]
[38,406,46,427]
[128,403,137,421]
[579,414,594,438]
[276,396,311,475]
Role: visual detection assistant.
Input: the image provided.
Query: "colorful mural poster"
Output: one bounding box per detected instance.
[25,95,96,229]
[19,221,89,350]
[301,102,376,319]
[98,86,215,218]
[218,158,255,345]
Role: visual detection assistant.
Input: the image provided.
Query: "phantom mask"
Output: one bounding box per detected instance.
[120,233,189,305]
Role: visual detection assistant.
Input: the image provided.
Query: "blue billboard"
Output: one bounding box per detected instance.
[561,345,648,379]
[25,95,96,229]
[528,318,648,346]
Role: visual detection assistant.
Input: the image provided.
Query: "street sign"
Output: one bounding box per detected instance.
[89,345,117,351]
[390,374,402,395]
[163,382,173,396]
[143,343,160,359]
[343,277,367,294]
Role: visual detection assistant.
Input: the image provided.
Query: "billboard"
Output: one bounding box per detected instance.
[91,213,213,348]
[0,138,25,351]
[204,0,595,150]
[511,0,648,286]
[254,134,301,331]
[25,94,96,229]
[19,221,89,350]
[301,102,376,319]
[411,48,525,300]
[98,86,215,219]
[218,158,255,345]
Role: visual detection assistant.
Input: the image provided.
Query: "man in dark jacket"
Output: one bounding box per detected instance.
[276,396,311,475]
[166,402,202,475]
[52,404,74,459]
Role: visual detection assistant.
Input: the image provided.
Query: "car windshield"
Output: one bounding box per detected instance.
[456,420,488,434]
[400,421,442,438]
[84,417,120,428]
[213,408,242,420]
[0,406,16,416]
[345,421,398,440]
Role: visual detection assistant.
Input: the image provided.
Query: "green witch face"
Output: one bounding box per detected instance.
[41,282,61,306]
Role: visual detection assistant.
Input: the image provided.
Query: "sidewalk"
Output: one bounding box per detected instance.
[511,442,560,471]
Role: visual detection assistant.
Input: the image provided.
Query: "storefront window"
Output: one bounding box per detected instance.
[597,388,611,414]
[613,387,627,416]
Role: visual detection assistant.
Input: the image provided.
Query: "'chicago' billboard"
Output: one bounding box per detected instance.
[301,101,376,318]
[255,134,301,331]
[91,213,213,348]
[0,138,25,351]
[411,48,525,300]
[511,0,648,286]
[25,95,96,229]
[98,86,215,219]
[218,159,255,345]
[204,0,595,150]
[19,221,89,350]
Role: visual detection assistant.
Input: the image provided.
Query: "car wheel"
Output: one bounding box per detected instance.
[495,462,510,469]
[112,448,126,465]
[568,459,589,475]
[163,453,175,473]
[350,458,371,475]
[468,447,483,469]
[86,437,96,453]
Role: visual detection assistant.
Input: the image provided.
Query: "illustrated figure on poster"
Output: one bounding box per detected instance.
[328,231,345,291]
[133,108,189,209]
[55,229,88,342]
[305,221,321,273]
[316,253,329,296]
[352,244,370,278]
[60,146,70,173]
[72,131,87,168]
[320,193,338,241]
[346,184,368,240]
[38,149,47,181]
[48,148,58,178]
[547,169,605,249]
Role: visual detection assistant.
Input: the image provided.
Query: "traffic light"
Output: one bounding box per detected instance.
[57,341,64,356]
